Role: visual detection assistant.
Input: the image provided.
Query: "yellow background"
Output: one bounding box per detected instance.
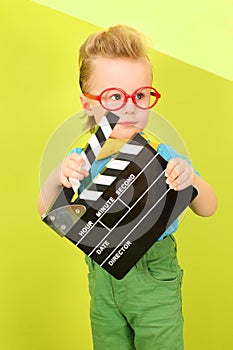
[1,1,232,349]
[33,0,233,81]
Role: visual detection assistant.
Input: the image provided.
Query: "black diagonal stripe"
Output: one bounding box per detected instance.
[95,126,107,147]
[82,112,119,165]
[116,153,139,162]
[103,167,122,177]
[85,145,96,164]
[154,152,168,171]
[106,111,120,127]
[88,183,112,193]
[128,133,148,146]
[117,145,154,168]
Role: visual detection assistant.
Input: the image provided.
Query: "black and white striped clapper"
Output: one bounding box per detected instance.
[43,113,198,279]
[42,111,119,236]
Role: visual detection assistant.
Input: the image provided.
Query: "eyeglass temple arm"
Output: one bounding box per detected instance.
[83,93,99,101]
[151,91,161,99]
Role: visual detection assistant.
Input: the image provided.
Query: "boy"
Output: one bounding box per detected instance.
[38,25,217,350]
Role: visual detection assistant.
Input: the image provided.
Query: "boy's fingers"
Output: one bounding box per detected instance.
[69,153,86,167]
[165,159,176,177]
[71,154,89,176]
[166,171,186,189]
[61,175,72,188]
[62,156,89,178]
[69,160,89,177]
[166,165,184,184]
[63,165,86,181]
[167,167,194,190]
[169,179,192,191]
[165,158,183,178]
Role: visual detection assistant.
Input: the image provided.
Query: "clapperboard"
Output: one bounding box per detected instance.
[42,111,198,279]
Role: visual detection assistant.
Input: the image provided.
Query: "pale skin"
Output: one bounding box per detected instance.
[38,57,217,217]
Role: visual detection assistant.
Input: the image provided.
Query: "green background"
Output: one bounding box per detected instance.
[1,1,232,349]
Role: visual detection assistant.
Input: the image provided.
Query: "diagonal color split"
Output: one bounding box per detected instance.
[32,0,233,81]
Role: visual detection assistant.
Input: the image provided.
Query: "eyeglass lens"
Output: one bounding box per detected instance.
[101,88,157,110]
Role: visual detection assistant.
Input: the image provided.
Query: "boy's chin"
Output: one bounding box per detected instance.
[111,125,143,140]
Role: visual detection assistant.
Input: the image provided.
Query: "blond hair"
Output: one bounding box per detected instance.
[79,25,151,129]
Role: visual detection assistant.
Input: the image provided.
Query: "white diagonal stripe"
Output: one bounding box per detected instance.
[79,189,103,201]
[93,174,116,186]
[120,144,143,155]
[81,151,91,171]
[99,117,113,139]
[89,134,102,156]
[106,159,130,170]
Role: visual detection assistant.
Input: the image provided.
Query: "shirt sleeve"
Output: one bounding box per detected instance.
[68,147,83,156]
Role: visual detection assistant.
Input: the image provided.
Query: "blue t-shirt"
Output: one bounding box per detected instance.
[69,143,199,241]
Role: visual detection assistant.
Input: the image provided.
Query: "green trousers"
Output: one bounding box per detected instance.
[85,235,184,350]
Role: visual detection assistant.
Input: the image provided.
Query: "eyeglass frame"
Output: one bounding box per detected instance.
[83,86,161,111]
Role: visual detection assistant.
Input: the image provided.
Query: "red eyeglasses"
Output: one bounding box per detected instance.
[84,86,161,111]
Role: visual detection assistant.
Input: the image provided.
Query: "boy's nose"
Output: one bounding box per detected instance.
[122,101,136,115]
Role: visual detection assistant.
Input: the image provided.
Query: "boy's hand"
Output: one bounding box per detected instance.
[60,153,89,188]
[165,158,194,191]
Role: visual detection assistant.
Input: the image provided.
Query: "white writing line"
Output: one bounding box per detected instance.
[118,198,130,209]
[99,220,110,232]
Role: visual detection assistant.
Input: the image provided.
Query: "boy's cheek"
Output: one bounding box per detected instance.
[92,105,107,123]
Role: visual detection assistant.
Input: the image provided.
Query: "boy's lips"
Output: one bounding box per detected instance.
[117,121,137,126]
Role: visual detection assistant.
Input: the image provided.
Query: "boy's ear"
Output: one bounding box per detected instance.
[80,94,94,116]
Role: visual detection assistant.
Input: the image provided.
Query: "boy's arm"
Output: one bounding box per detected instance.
[37,153,89,217]
[189,174,217,216]
[37,164,64,217]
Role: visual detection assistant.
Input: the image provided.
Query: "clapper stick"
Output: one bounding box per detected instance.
[69,112,119,193]
[43,114,198,279]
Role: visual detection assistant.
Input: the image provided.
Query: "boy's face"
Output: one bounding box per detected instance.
[81,57,152,139]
